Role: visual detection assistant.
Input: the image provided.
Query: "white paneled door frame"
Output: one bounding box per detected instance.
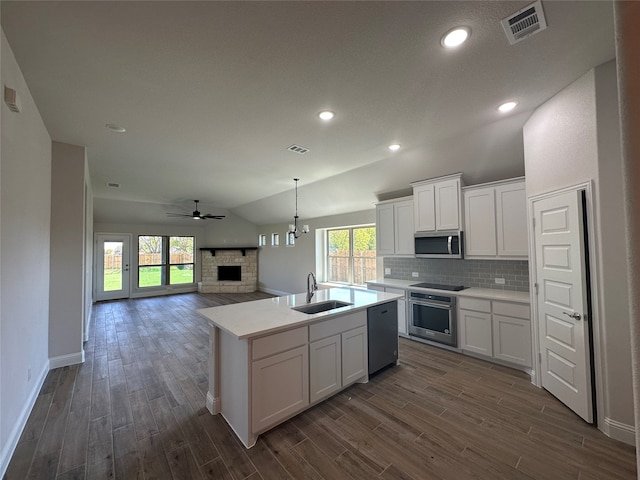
[528,182,604,426]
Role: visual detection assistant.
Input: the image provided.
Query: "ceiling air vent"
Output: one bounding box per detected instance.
[106,182,120,188]
[287,144,310,155]
[501,0,547,45]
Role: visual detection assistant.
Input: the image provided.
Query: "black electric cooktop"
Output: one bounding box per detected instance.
[410,282,466,291]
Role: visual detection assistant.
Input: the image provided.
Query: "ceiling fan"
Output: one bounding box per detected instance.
[166,200,225,220]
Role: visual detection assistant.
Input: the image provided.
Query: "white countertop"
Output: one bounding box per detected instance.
[366,278,530,304]
[198,287,403,339]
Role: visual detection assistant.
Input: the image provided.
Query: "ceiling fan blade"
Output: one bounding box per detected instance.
[202,214,226,219]
[166,213,192,217]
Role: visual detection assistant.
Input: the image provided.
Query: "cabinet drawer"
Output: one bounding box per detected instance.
[493,301,529,320]
[458,297,491,313]
[252,326,308,360]
[309,311,366,342]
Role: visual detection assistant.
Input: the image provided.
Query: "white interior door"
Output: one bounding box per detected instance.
[95,234,131,301]
[533,190,593,423]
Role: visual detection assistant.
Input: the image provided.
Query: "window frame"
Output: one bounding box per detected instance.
[324,224,376,286]
[138,235,195,288]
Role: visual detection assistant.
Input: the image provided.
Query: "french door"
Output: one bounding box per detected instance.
[95,234,131,301]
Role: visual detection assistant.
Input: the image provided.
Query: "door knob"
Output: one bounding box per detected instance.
[562,311,582,321]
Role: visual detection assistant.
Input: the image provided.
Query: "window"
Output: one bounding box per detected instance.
[138,235,194,287]
[326,226,376,285]
[286,231,295,246]
[258,234,267,246]
[271,233,280,246]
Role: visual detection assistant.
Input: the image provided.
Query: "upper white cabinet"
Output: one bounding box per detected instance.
[463,178,527,259]
[411,174,463,232]
[375,197,414,256]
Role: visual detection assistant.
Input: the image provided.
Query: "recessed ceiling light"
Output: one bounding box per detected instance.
[106,123,126,133]
[441,27,471,48]
[388,144,401,152]
[318,110,335,121]
[498,101,518,113]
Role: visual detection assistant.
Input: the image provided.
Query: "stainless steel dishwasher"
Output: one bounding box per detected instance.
[367,301,399,375]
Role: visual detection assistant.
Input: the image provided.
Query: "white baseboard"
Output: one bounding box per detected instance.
[49,350,85,369]
[602,417,636,446]
[0,361,49,478]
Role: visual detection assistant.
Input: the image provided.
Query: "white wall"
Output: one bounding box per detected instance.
[257,209,375,295]
[49,141,86,367]
[203,213,257,247]
[0,29,52,474]
[523,60,634,442]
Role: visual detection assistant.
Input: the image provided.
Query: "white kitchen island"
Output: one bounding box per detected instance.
[198,287,402,448]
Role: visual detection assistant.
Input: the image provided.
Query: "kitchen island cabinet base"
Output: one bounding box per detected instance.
[205,309,375,449]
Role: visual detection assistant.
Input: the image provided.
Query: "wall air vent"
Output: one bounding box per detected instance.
[4,86,21,113]
[501,0,547,45]
[287,144,310,155]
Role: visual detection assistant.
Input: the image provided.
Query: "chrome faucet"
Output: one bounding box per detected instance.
[306,272,318,303]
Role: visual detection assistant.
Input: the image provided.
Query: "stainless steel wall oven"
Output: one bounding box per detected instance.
[408,290,457,347]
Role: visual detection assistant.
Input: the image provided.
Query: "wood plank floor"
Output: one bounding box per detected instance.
[4,292,637,480]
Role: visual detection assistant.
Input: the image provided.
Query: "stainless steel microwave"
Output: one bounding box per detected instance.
[414,231,463,259]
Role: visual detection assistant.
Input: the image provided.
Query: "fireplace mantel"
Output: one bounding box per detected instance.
[199,247,258,257]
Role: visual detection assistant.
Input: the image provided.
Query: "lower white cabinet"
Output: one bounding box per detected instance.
[367,284,408,336]
[309,312,368,404]
[251,345,309,433]
[341,326,367,385]
[460,308,493,356]
[492,315,532,366]
[459,297,531,368]
[309,334,341,403]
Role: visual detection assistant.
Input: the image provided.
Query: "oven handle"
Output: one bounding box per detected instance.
[410,300,452,310]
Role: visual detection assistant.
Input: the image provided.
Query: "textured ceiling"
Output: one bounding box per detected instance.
[1,1,615,225]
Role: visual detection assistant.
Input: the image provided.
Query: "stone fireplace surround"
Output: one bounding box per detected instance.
[198,247,258,293]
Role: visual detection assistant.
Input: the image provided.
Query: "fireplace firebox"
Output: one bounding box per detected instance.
[218,265,241,281]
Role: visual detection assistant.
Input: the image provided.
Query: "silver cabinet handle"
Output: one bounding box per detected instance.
[562,311,582,320]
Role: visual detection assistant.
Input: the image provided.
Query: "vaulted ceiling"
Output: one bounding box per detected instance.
[1,1,615,225]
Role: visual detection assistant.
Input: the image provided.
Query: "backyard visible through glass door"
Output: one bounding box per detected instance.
[103,241,123,291]
[95,233,131,301]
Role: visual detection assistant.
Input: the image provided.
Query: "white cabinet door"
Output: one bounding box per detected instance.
[251,345,309,433]
[413,183,436,232]
[394,200,415,255]
[397,299,407,335]
[464,187,497,256]
[309,335,342,403]
[342,326,368,386]
[492,314,532,367]
[495,182,528,257]
[376,203,396,255]
[459,309,493,356]
[384,287,407,335]
[435,178,461,231]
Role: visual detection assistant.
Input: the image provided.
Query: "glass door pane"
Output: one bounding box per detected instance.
[103,241,123,291]
[95,234,131,301]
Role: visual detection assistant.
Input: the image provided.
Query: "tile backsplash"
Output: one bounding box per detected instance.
[383,257,529,292]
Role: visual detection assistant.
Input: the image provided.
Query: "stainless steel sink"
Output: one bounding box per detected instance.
[291,300,353,314]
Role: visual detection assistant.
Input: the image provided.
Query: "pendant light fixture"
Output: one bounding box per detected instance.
[288,178,310,241]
